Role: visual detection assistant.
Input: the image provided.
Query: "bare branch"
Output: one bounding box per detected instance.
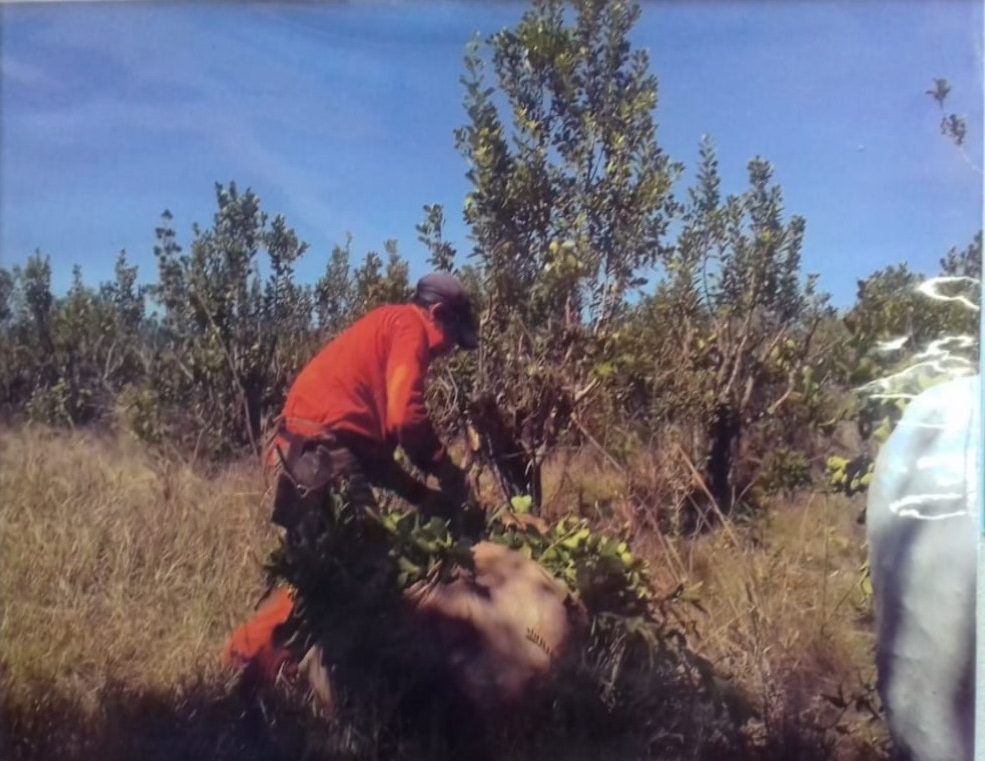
[573,377,600,406]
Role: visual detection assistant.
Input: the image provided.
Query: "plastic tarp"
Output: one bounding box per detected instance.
[866,373,980,761]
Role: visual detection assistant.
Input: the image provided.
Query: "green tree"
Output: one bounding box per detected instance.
[453,0,679,509]
[144,183,314,458]
[137,185,413,459]
[21,252,55,360]
[0,251,149,426]
[838,80,981,442]
[928,76,970,149]
[350,241,412,318]
[0,255,56,415]
[827,79,981,496]
[416,204,457,272]
[626,139,831,509]
[0,267,14,324]
[315,238,355,337]
[940,231,982,279]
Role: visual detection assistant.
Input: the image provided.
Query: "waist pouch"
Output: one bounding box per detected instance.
[267,421,365,494]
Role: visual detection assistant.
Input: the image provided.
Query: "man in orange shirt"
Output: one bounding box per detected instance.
[224,272,479,681]
[268,271,479,533]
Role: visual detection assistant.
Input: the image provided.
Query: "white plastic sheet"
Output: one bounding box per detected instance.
[866,372,979,761]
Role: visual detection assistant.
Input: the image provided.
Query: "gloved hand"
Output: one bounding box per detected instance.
[418,486,456,520]
[457,502,487,542]
[417,486,485,542]
[433,457,471,512]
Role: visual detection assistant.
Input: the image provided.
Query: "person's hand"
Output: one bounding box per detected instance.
[418,487,456,520]
[457,502,487,542]
[433,458,471,511]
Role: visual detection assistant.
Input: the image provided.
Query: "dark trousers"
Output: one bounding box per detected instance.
[268,429,379,533]
[266,422,464,546]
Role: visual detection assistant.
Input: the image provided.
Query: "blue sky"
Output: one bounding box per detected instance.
[1,0,982,308]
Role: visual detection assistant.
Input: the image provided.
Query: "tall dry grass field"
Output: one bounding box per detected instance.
[673,496,887,759]
[0,426,304,760]
[0,427,888,760]
[539,450,889,760]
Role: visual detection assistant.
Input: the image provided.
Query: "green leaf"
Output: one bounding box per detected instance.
[510,494,533,514]
[593,361,615,379]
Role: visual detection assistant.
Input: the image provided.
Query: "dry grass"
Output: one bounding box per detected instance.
[0,425,276,704]
[678,495,887,760]
[540,448,890,760]
[0,426,889,760]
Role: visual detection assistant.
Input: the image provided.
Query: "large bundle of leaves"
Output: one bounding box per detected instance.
[265,487,731,756]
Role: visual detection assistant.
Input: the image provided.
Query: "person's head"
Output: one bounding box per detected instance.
[412,272,479,356]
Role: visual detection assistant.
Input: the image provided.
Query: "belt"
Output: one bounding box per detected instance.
[265,415,382,492]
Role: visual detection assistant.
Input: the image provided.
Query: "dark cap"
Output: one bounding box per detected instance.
[415,272,478,350]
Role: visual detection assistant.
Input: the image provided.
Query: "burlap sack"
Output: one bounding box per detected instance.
[301,540,586,717]
[407,541,586,710]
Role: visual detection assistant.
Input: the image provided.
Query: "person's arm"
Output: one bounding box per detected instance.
[383,313,472,512]
[373,456,458,518]
[373,455,429,502]
[383,314,447,475]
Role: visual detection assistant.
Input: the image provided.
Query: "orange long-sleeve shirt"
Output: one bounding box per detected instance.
[281,303,448,473]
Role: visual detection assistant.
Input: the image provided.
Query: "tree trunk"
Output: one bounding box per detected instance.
[706,403,741,512]
[528,455,543,516]
[468,394,543,514]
